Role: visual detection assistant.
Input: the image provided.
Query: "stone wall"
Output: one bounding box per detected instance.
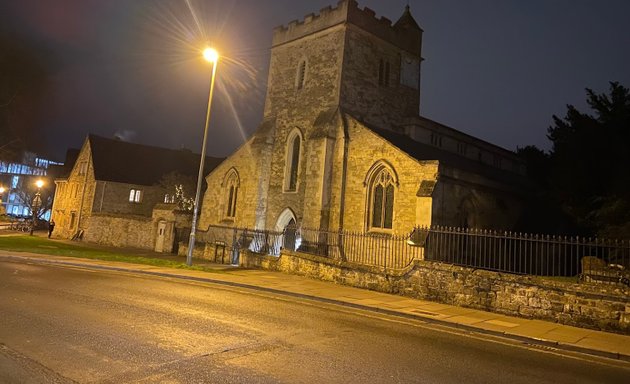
[239,250,630,334]
[84,213,155,249]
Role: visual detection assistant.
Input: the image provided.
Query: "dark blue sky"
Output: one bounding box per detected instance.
[2,0,629,160]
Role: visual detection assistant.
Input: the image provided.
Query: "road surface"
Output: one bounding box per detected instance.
[0,259,628,383]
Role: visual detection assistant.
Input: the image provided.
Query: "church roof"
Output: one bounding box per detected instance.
[366,126,528,187]
[394,5,423,32]
[87,134,224,186]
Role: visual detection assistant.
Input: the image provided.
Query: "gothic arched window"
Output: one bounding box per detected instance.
[296,59,307,90]
[284,130,302,192]
[367,166,396,230]
[224,169,240,219]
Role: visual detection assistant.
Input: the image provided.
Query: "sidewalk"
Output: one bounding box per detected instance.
[1,247,630,362]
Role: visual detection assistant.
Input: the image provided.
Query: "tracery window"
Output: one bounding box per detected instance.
[284,130,302,192]
[368,167,395,230]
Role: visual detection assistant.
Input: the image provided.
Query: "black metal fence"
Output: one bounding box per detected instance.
[296,227,423,269]
[422,226,630,284]
[185,224,630,285]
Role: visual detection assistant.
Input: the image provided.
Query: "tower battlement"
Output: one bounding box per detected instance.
[272,0,422,54]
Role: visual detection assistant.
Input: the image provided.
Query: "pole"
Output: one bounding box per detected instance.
[187,58,218,266]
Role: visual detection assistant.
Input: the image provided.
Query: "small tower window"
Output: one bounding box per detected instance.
[296,60,307,90]
[378,59,390,87]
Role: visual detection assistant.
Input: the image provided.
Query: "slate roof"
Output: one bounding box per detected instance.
[366,126,529,188]
[394,5,423,32]
[87,134,224,186]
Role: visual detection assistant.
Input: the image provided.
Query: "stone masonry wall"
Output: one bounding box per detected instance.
[240,250,630,334]
[335,115,439,232]
[84,213,155,249]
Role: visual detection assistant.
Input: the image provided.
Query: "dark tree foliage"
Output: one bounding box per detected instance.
[547,82,630,237]
[0,35,51,161]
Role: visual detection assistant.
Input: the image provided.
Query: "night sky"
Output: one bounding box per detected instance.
[2,0,629,161]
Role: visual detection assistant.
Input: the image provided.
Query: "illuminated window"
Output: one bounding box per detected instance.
[367,165,396,230]
[224,169,240,219]
[284,129,302,192]
[296,59,307,90]
[129,189,142,203]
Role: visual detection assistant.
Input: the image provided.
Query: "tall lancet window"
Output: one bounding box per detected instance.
[284,129,302,192]
[224,169,240,219]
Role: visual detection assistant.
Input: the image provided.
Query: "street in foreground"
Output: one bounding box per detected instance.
[0,259,628,383]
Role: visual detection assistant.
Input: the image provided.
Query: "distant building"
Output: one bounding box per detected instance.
[0,151,62,220]
[51,134,223,250]
[198,0,529,240]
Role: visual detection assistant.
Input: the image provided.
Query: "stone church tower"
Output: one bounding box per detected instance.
[199,0,527,236]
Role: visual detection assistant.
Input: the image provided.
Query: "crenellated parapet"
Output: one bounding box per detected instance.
[272,0,422,54]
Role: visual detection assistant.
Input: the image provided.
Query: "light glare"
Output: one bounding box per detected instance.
[203,47,219,63]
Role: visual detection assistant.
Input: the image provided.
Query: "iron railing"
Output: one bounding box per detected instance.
[185,224,630,285]
[296,227,423,269]
[422,226,630,283]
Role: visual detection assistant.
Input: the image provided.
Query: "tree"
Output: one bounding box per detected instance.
[0,35,51,161]
[157,172,197,212]
[547,82,630,236]
[12,176,54,221]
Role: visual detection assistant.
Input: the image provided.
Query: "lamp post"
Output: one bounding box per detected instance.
[187,47,219,266]
[30,179,43,236]
[0,186,5,216]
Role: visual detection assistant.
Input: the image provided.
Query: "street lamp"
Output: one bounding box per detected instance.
[186,47,219,266]
[0,186,5,215]
[30,179,43,236]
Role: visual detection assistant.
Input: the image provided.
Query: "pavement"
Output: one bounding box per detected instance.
[1,230,630,362]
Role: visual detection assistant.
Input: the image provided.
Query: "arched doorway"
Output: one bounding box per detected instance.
[275,208,299,252]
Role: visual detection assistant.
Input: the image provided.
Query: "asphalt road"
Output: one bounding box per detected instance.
[0,259,628,384]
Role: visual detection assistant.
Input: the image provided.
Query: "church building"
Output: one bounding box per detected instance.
[199,0,527,238]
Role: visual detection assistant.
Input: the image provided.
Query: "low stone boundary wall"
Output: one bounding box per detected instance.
[85,214,154,249]
[240,250,630,334]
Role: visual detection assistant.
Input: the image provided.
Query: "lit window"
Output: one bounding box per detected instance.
[223,169,240,219]
[369,167,395,230]
[164,194,175,204]
[284,130,302,192]
[296,60,307,90]
[129,189,142,203]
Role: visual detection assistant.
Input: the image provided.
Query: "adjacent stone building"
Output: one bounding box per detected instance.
[198,0,528,241]
[51,134,222,250]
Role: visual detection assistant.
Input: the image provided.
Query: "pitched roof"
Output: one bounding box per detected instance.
[394,5,423,32]
[87,134,224,186]
[365,126,529,188]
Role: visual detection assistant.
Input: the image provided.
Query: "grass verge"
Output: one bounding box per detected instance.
[0,235,225,273]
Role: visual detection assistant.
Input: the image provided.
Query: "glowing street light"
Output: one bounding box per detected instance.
[31,179,44,236]
[187,47,220,266]
[0,186,5,214]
